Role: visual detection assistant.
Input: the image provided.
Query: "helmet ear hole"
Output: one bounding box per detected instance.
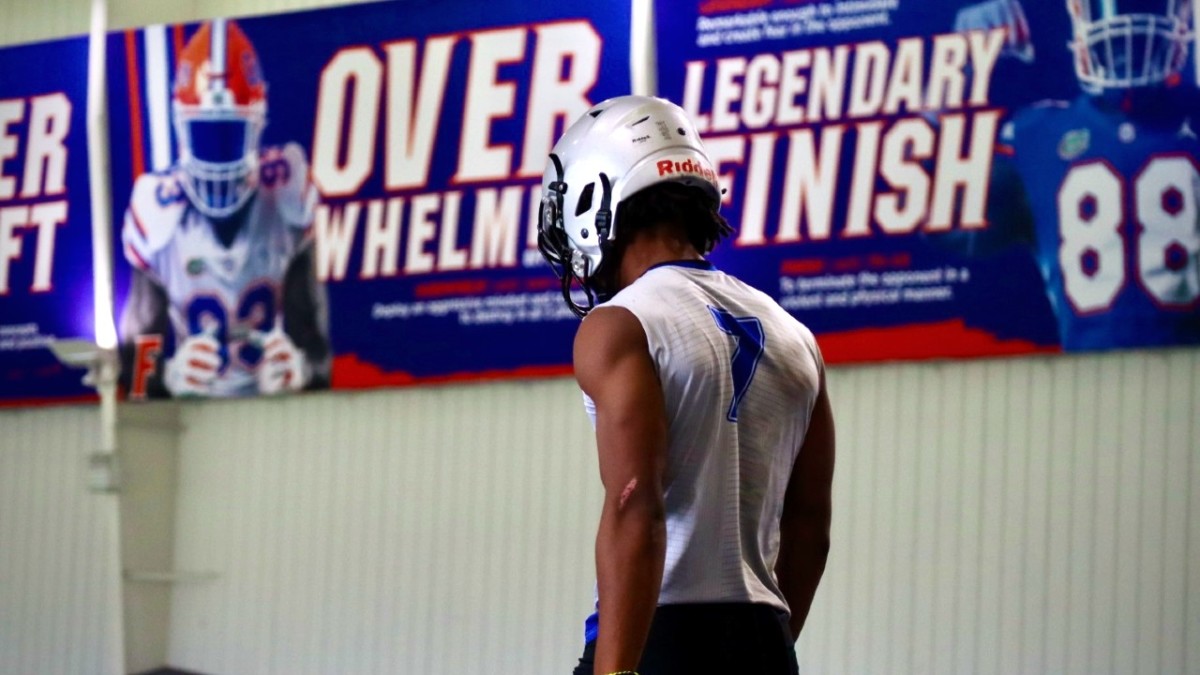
[575,183,595,217]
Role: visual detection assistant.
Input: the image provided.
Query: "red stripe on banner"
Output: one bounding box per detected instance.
[780,258,826,275]
[698,0,771,15]
[124,30,147,179]
[125,241,150,270]
[173,24,184,63]
[129,205,148,239]
[524,277,558,291]
[331,354,573,390]
[815,320,1061,365]
[414,279,489,298]
[0,394,99,408]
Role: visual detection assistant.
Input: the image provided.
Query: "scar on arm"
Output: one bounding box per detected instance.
[618,477,638,510]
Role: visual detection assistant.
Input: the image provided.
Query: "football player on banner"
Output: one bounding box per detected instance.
[951,0,1200,350]
[119,19,331,398]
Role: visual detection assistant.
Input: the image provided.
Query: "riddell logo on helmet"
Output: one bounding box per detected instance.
[656,158,716,181]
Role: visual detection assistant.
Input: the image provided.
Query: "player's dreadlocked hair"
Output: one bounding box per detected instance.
[614,182,734,255]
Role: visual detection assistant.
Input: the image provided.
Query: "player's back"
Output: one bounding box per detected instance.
[599,260,823,611]
[1005,94,1200,349]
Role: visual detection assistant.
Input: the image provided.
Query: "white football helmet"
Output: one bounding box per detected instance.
[538,95,721,316]
[1067,0,1193,91]
[173,18,267,219]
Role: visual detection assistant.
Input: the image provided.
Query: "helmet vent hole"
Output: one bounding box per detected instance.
[589,109,604,118]
[576,182,595,216]
[631,115,650,127]
[677,127,686,135]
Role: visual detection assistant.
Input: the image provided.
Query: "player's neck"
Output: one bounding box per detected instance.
[617,225,703,289]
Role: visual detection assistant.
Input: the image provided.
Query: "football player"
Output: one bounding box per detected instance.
[540,96,834,675]
[952,0,1200,350]
[119,18,330,398]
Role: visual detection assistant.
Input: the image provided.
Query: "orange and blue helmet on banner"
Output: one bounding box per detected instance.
[172,18,268,219]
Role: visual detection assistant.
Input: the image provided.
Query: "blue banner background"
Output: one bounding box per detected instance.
[0,36,95,405]
[655,0,1200,360]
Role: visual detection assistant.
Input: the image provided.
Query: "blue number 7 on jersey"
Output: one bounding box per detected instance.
[707,306,766,422]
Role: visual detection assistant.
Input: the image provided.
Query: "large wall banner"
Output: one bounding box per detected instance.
[0,37,96,405]
[109,0,631,398]
[656,0,1200,362]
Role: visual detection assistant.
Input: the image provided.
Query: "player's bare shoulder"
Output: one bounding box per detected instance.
[257,142,316,231]
[122,169,190,267]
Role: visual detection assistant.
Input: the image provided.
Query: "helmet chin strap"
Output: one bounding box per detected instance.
[560,268,599,318]
[538,153,594,318]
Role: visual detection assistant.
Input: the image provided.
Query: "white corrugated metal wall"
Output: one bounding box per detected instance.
[168,381,601,674]
[802,349,1200,675]
[166,350,1200,675]
[7,349,1197,674]
[1,0,1199,673]
[0,405,122,675]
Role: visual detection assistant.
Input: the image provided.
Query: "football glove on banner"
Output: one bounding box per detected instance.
[163,332,222,397]
[257,325,308,395]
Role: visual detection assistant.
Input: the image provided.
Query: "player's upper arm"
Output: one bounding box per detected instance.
[265,142,317,230]
[574,307,668,502]
[282,245,332,384]
[782,367,834,526]
[122,172,186,269]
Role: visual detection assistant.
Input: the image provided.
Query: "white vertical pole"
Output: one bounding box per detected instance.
[87,0,125,673]
[88,1,115,353]
[630,0,657,97]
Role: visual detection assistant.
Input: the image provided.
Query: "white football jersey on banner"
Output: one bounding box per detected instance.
[121,143,316,397]
[585,260,823,612]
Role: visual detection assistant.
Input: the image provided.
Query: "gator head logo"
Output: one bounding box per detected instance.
[186,258,206,276]
[1058,128,1090,160]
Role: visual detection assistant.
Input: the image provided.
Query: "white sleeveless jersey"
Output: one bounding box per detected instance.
[121,143,316,397]
[585,260,823,612]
